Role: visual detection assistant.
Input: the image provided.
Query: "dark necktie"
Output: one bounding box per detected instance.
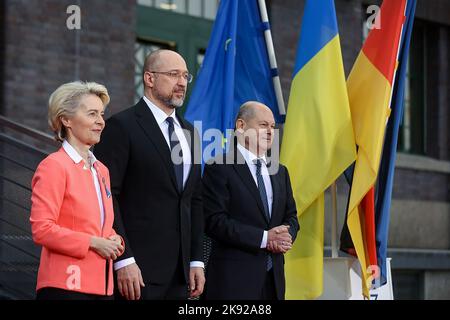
[166,117,183,192]
[255,158,273,271]
[255,159,270,220]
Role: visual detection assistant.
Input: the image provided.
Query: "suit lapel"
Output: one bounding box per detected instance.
[134,99,180,193]
[232,150,270,224]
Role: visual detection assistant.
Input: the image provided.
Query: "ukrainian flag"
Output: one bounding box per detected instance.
[280,0,356,299]
[345,0,407,297]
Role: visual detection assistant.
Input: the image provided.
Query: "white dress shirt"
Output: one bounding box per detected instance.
[237,143,273,249]
[62,140,105,227]
[144,95,192,186]
[114,96,203,271]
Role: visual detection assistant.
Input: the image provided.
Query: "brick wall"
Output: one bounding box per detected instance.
[2,0,136,133]
[393,168,450,202]
[0,1,5,107]
[268,0,303,104]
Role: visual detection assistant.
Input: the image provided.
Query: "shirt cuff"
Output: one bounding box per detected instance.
[261,230,268,248]
[114,257,136,271]
[190,261,205,269]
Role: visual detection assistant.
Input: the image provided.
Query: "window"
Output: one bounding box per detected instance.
[391,270,424,300]
[135,5,213,111]
[137,0,220,20]
[398,20,426,154]
[195,48,205,76]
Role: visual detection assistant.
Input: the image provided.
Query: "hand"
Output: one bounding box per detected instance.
[108,235,124,256]
[189,267,205,298]
[89,236,124,260]
[267,225,292,253]
[116,263,145,300]
[267,225,292,244]
[267,239,292,253]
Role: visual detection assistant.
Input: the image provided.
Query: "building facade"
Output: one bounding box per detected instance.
[0,0,449,299]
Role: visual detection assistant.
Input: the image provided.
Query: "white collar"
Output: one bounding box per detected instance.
[143,96,181,128]
[237,142,267,166]
[62,140,97,166]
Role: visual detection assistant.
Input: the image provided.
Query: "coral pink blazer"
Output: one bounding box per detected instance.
[30,147,120,296]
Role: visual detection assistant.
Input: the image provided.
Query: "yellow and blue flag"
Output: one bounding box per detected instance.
[280,0,356,299]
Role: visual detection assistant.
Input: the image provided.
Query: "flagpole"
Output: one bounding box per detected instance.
[331,182,338,258]
[257,0,286,116]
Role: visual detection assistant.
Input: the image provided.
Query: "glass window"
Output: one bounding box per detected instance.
[137,0,154,6]
[391,270,424,300]
[172,0,186,14]
[204,0,218,20]
[188,0,202,17]
[139,0,218,20]
[401,62,412,152]
[195,48,206,77]
[155,0,169,10]
[398,20,426,154]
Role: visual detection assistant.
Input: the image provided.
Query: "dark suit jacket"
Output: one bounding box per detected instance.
[94,98,204,285]
[203,148,299,300]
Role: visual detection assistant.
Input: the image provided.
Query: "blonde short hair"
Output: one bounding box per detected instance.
[48,81,110,142]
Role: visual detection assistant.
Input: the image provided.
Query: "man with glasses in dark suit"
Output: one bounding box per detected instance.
[95,49,204,300]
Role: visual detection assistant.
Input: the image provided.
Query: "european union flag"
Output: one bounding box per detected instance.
[185,0,283,162]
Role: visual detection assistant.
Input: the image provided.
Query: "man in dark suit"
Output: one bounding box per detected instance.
[203,101,299,300]
[94,49,204,300]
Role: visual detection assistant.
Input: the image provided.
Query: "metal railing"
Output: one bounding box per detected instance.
[0,115,57,299]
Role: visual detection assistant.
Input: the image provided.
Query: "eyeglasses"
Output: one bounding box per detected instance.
[149,70,193,83]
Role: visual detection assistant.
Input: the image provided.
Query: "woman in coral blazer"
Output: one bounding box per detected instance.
[30,81,124,300]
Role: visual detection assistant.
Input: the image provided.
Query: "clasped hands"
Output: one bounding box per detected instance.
[267,225,292,254]
[89,234,124,260]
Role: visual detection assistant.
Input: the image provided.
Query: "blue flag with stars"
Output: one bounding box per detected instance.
[185,0,283,162]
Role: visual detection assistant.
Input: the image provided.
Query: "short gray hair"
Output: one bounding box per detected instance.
[235,101,259,129]
[142,49,171,85]
[143,50,164,75]
[48,81,110,142]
